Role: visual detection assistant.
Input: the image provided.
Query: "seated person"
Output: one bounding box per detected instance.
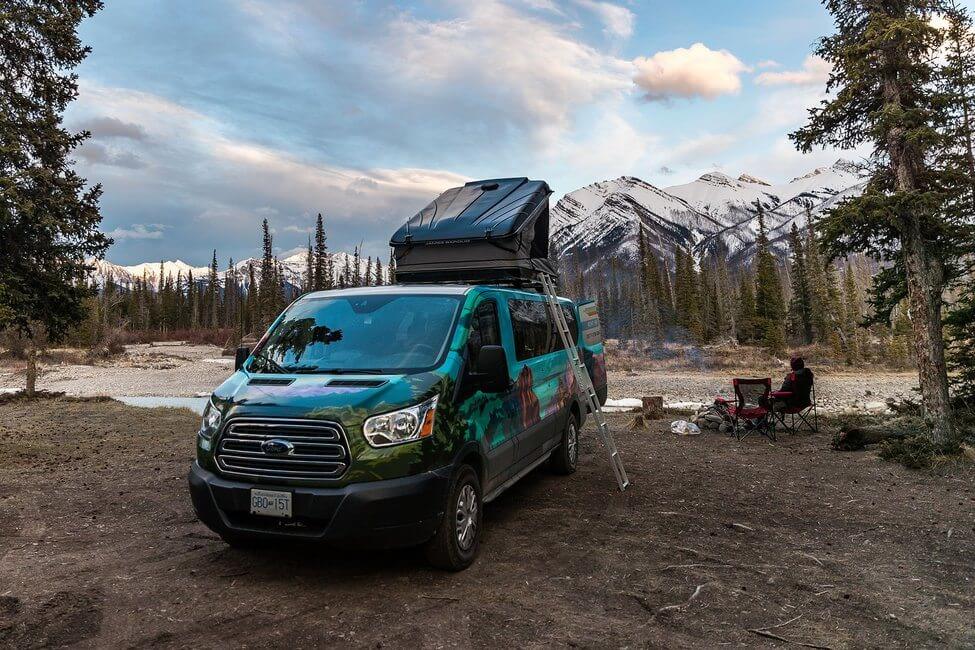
[771,357,814,412]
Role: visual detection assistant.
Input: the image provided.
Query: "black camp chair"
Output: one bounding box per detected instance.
[772,369,819,433]
[727,377,775,441]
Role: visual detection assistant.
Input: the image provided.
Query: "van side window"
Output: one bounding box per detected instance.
[508,299,553,360]
[468,300,500,368]
[556,305,578,348]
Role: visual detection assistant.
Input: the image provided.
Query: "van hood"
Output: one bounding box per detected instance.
[211,371,444,425]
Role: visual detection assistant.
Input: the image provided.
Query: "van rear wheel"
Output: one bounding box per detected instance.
[550,413,579,475]
[424,464,482,571]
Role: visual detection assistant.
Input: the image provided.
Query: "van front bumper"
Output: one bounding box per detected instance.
[188,462,451,548]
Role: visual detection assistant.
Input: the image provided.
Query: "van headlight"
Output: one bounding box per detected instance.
[363,395,438,447]
[199,399,222,442]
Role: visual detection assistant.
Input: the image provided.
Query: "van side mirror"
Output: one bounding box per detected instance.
[235,346,251,371]
[475,345,510,393]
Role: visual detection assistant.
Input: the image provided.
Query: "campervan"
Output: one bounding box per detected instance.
[188,178,608,570]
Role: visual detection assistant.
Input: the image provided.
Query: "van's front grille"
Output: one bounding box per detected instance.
[215,418,350,482]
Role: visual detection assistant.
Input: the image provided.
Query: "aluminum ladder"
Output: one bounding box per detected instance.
[539,273,629,491]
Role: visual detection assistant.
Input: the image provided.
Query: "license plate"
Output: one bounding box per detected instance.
[250,489,292,518]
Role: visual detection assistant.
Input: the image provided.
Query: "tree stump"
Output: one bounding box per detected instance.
[642,396,664,420]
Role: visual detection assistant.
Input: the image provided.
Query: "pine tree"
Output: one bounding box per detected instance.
[245,263,258,335]
[312,213,329,290]
[737,273,757,344]
[636,225,662,340]
[375,258,384,286]
[941,2,975,211]
[208,249,220,329]
[224,258,238,332]
[753,204,786,352]
[791,0,967,440]
[352,246,362,287]
[258,219,275,330]
[842,263,862,362]
[0,1,109,394]
[304,236,314,293]
[787,223,814,344]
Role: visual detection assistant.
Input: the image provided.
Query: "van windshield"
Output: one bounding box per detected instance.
[249,293,462,374]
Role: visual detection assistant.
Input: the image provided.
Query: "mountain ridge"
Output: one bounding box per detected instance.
[551,160,866,272]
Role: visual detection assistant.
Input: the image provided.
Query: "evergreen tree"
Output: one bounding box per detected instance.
[187,270,198,329]
[258,219,275,329]
[737,273,757,344]
[375,258,384,286]
[304,236,314,293]
[791,0,968,439]
[842,263,862,362]
[208,249,220,329]
[753,204,786,352]
[787,223,814,344]
[352,246,362,287]
[0,1,109,394]
[224,258,239,331]
[245,263,258,335]
[312,213,329,290]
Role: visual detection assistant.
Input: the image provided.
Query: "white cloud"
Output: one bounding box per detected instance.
[384,1,633,141]
[107,223,168,241]
[574,0,634,39]
[756,59,780,69]
[547,109,659,178]
[72,82,469,258]
[633,43,749,101]
[755,54,832,87]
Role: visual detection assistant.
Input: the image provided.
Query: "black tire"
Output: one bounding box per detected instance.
[424,464,482,571]
[550,412,579,475]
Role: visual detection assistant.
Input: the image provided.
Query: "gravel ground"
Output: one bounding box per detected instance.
[0,343,918,412]
[0,343,232,397]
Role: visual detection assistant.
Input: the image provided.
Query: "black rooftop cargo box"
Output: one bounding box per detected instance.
[389,177,554,284]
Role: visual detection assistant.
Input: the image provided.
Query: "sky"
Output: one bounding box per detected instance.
[64,0,966,265]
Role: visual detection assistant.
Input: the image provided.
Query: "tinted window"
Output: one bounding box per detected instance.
[560,305,579,347]
[509,299,553,360]
[467,300,501,370]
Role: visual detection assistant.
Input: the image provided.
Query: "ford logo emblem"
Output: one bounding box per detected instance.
[261,438,294,456]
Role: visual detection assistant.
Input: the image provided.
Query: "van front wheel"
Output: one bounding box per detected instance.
[550,414,579,475]
[424,464,482,571]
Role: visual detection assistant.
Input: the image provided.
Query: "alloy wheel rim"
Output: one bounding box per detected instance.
[567,422,578,466]
[455,483,478,551]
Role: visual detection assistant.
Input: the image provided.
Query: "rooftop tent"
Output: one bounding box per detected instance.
[389,177,554,284]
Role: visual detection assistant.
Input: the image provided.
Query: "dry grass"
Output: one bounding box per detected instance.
[118,327,238,347]
[606,340,914,373]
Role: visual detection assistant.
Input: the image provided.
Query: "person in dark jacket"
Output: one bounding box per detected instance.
[771,357,814,412]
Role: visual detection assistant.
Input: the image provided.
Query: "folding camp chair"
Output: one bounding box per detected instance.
[772,371,819,433]
[728,377,775,441]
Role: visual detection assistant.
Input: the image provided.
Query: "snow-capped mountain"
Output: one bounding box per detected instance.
[551,160,866,272]
[88,250,387,292]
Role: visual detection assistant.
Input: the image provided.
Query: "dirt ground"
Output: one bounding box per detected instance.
[0,398,973,648]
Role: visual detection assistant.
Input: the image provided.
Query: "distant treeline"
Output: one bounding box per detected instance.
[74,215,392,349]
[558,205,915,366]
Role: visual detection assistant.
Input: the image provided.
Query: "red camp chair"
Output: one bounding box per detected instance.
[728,377,775,441]
[772,371,819,433]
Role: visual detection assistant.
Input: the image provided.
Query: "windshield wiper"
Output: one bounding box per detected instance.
[250,351,288,374]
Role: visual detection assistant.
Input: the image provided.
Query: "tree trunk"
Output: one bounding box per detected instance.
[902,227,953,442]
[25,336,37,397]
[882,67,953,442]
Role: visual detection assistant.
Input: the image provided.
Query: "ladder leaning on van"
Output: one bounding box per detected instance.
[539,273,629,492]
